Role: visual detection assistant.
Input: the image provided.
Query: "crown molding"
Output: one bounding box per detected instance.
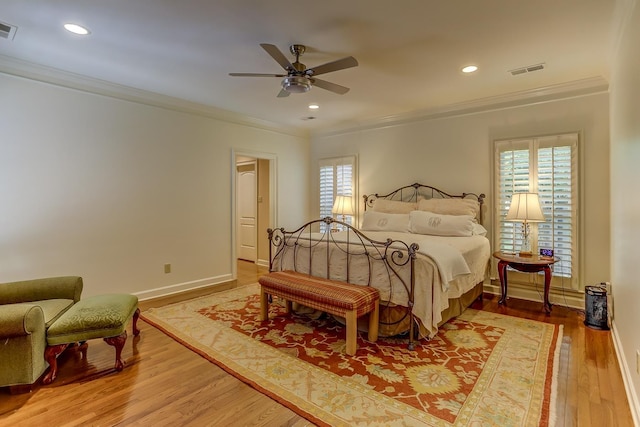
[0,54,309,139]
[314,76,610,138]
[0,53,609,141]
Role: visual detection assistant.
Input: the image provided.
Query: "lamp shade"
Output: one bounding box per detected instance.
[505,193,545,222]
[332,195,354,216]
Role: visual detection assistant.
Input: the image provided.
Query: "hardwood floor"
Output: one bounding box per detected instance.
[0,260,634,426]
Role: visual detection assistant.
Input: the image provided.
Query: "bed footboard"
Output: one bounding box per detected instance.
[267,216,420,349]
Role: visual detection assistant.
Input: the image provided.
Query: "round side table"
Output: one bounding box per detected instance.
[492,251,559,315]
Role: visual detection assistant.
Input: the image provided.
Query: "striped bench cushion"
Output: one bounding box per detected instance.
[258,270,379,318]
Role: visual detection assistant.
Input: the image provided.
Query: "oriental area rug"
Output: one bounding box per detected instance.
[141,283,562,427]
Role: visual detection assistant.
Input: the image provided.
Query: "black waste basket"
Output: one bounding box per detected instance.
[584,285,609,330]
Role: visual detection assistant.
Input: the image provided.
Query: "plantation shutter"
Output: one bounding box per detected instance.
[494,133,579,288]
[497,140,531,254]
[319,156,356,231]
[537,135,578,281]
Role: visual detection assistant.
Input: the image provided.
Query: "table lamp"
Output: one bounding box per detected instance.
[505,192,545,257]
[332,195,354,228]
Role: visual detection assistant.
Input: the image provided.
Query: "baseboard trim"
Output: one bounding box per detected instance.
[611,320,640,427]
[483,281,584,310]
[256,258,270,268]
[136,274,235,310]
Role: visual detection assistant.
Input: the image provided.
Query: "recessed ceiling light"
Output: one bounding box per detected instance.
[64,23,90,35]
[308,103,319,110]
[462,65,478,73]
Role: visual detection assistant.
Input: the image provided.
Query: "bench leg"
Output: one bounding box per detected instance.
[104,331,127,371]
[345,310,357,356]
[132,308,141,336]
[368,300,380,343]
[78,341,89,359]
[259,286,269,321]
[43,343,69,385]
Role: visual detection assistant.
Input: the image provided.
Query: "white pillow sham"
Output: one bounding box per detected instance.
[472,223,488,236]
[417,198,480,219]
[370,199,417,214]
[409,210,475,237]
[361,211,410,232]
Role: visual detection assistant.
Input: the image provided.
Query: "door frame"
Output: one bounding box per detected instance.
[230,149,277,279]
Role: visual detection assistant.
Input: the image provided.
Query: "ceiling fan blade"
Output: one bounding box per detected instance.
[277,88,290,98]
[260,43,295,72]
[229,73,286,77]
[310,78,350,95]
[306,56,358,77]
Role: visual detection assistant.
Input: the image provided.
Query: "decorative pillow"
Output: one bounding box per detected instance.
[417,198,480,218]
[409,211,475,237]
[361,211,410,232]
[370,199,417,214]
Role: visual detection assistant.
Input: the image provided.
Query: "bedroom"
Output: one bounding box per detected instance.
[1,0,639,425]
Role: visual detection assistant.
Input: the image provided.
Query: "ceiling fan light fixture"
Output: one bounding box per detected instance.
[282,76,311,93]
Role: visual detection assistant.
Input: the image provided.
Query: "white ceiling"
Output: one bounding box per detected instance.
[0,1,615,132]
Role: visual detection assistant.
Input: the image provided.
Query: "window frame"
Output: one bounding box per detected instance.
[493,133,580,290]
[318,155,358,231]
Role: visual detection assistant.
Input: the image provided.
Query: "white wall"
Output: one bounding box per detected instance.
[610,0,640,421]
[0,73,309,298]
[311,93,611,290]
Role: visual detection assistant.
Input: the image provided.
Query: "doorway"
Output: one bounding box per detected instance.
[232,150,277,278]
[236,160,257,262]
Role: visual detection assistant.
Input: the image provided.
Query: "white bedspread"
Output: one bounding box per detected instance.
[360,231,471,289]
[270,229,490,338]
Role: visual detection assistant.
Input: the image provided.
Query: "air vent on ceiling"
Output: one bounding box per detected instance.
[0,21,18,40]
[509,63,545,76]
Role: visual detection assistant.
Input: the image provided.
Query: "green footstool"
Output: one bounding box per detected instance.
[43,294,140,385]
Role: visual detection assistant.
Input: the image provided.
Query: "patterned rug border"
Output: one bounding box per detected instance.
[141,284,563,427]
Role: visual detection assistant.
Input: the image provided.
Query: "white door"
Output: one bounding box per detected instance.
[237,162,257,262]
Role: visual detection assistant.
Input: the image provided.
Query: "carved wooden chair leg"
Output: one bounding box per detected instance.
[104,331,127,371]
[132,308,141,336]
[43,344,68,385]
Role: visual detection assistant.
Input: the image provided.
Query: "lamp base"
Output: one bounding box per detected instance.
[518,250,533,257]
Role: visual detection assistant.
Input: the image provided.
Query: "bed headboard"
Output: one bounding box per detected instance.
[363,182,486,224]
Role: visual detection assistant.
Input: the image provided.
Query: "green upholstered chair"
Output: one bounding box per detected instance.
[0,276,83,392]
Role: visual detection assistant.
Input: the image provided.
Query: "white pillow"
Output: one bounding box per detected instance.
[409,211,474,237]
[417,198,480,219]
[361,211,410,232]
[370,199,417,214]
[472,223,488,236]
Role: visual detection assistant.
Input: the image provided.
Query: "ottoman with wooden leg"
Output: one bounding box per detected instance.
[43,294,140,385]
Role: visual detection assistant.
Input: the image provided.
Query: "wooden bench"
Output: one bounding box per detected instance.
[258,270,380,356]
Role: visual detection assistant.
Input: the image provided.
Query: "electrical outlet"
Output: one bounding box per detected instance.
[164,263,171,274]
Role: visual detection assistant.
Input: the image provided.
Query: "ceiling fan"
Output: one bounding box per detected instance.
[229,43,358,97]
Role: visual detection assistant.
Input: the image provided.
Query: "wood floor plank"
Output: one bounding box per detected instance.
[0,260,634,426]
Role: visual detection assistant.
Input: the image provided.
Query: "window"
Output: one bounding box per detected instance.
[319,156,356,232]
[494,133,579,288]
